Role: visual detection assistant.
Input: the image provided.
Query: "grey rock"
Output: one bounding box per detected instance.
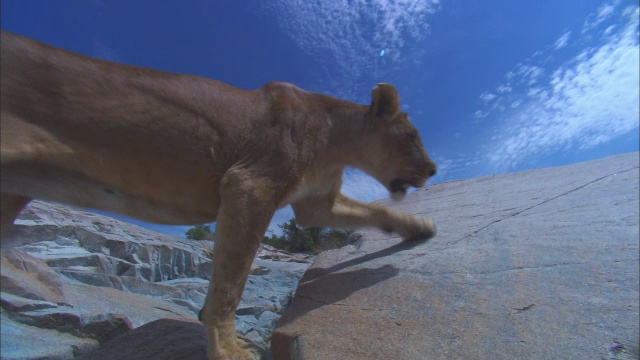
[1,198,312,359]
[272,152,640,360]
[257,244,314,264]
[1,313,99,360]
[1,292,59,312]
[1,275,195,358]
[10,307,133,343]
[12,202,214,282]
[1,250,67,304]
[58,282,195,328]
[233,310,283,350]
[74,318,209,360]
[256,311,280,336]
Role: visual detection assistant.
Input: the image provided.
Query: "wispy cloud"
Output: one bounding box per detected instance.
[474,110,489,119]
[480,93,497,102]
[433,155,474,179]
[554,30,571,50]
[496,84,512,94]
[582,3,616,34]
[485,4,639,170]
[506,64,545,86]
[257,0,440,99]
[444,2,639,176]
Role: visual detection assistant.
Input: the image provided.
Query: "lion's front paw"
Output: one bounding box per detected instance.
[205,325,259,360]
[400,217,436,242]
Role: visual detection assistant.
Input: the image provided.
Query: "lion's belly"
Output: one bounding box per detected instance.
[1,161,221,225]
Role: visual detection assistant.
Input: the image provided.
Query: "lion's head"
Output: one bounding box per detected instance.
[361,83,437,201]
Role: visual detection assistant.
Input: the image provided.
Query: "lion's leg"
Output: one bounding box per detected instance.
[0,193,31,243]
[293,193,435,241]
[200,173,277,360]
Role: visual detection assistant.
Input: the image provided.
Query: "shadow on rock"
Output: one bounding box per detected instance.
[75,318,207,360]
[277,239,427,328]
[301,239,423,283]
[76,317,267,360]
[276,262,401,329]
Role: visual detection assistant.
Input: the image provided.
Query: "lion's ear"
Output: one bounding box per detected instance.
[370,83,400,118]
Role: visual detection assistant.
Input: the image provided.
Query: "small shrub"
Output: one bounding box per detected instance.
[262,217,353,254]
[185,224,215,241]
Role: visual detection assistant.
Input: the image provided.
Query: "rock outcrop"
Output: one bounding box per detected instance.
[1,201,312,359]
[272,153,640,360]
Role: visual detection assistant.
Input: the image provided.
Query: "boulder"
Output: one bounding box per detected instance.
[74,318,208,360]
[272,153,640,360]
[1,313,99,360]
[1,249,67,304]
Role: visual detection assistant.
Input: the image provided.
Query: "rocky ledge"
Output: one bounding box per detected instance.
[1,201,313,359]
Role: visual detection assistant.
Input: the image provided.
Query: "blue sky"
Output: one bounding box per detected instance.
[2,0,638,237]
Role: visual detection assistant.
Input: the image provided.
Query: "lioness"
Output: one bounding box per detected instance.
[0,31,437,360]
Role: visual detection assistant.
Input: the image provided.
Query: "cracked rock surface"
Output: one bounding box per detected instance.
[272,153,640,360]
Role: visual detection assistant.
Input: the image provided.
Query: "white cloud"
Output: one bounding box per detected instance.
[257,0,440,98]
[582,3,616,33]
[508,64,546,86]
[456,3,639,173]
[524,65,544,85]
[474,110,488,119]
[487,4,639,170]
[527,87,544,97]
[480,92,497,102]
[496,84,512,93]
[554,30,571,50]
[604,25,617,36]
[531,50,543,58]
[431,153,482,180]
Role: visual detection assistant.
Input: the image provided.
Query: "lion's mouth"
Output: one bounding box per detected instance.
[389,178,426,200]
[389,179,412,194]
[389,179,423,201]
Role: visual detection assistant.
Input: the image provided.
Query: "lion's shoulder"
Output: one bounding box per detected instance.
[261,81,301,92]
[260,81,306,101]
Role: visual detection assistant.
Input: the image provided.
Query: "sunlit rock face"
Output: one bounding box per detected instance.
[272,152,640,360]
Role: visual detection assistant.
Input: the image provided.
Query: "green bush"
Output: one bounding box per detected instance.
[185,224,215,241]
[262,217,353,253]
[188,218,353,253]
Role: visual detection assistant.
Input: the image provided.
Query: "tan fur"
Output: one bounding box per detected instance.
[0,31,437,360]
